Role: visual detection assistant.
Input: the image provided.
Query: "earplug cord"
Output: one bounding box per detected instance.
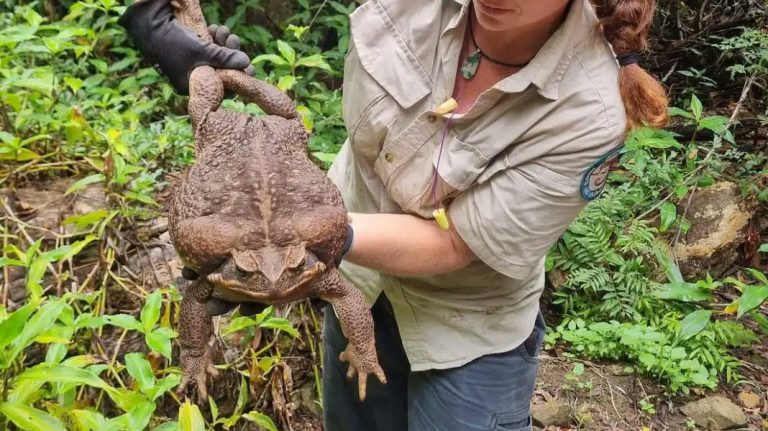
[431,110,457,211]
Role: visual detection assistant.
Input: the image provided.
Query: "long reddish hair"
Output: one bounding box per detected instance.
[591,0,668,130]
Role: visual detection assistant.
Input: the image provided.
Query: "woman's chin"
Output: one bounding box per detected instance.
[474,9,521,32]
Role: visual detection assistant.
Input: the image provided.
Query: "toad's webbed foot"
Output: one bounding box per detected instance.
[316,269,386,400]
[177,345,220,405]
[339,336,387,401]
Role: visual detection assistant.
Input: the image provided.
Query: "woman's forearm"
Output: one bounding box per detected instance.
[344,212,476,277]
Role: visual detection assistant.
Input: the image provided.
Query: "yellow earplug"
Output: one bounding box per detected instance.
[433,208,450,230]
[435,98,458,116]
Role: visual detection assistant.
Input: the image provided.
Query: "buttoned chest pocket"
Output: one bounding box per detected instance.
[343,0,431,163]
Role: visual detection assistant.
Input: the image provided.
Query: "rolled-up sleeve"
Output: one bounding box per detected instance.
[449,162,586,280]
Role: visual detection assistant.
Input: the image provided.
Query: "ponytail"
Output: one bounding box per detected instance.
[592,0,669,130]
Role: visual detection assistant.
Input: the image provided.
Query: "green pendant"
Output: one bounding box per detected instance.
[461,49,481,80]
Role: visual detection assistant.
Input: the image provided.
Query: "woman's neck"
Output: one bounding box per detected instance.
[471,0,572,66]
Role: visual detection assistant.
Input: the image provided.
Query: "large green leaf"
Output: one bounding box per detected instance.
[127,401,155,431]
[105,314,143,332]
[71,409,107,431]
[243,411,278,431]
[16,364,111,390]
[690,94,703,122]
[153,422,178,431]
[178,400,206,431]
[251,54,287,66]
[295,54,332,71]
[39,236,96,263]
[0,303,35,350]
[260,317,299,338]
[145,328,173,359]
[65,174,105,195]
[659,203,677,232]
[140,290,162,332]
[0,402,67,431]
[737,286,768,318]
[276,40,296,65]
[124,353,155,394]
[653,282,712,302]
[679,310,712,340]
[7,300,66,365]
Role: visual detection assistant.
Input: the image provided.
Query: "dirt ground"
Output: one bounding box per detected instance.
[531,354,768,431]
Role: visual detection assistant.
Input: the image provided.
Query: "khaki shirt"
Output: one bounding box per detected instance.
[328,0,627,371]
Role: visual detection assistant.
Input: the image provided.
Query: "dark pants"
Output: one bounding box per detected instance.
[322,295,545,431]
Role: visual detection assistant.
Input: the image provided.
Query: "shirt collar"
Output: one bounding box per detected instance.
[447,0,596,100]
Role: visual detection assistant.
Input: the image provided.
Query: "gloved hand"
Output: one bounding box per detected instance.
[118,0,253,94]
[181,267,267,317]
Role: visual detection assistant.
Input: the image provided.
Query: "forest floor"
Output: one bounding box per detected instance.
[531,354,767,431]
[3,177,767,430]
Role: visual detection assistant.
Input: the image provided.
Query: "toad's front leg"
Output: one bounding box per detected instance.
[315,269,386,401]
[177,278,220,404]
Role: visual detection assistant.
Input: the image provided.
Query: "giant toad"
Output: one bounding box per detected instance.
[166,0,385,403]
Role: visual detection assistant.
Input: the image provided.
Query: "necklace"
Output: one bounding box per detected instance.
[460,7,531,80]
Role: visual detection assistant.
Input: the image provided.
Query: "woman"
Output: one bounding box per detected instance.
[120,0,667,429]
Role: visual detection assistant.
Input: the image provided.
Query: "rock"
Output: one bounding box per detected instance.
[11,178,107,239]
[532,399,572,428]
[672,182,756,280]
[123,231,182,289]
[587,386,603,398]
[737,391,761,409]
[574,403,594,426]
[291,382,322,416]
[606,364,632,376]
[680,396,747,430]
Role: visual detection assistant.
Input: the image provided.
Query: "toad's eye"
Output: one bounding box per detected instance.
[234,265,251,278]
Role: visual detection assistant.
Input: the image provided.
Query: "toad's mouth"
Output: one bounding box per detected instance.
[206,262,327,302]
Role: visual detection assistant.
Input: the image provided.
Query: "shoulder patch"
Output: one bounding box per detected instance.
[580,146,623,201]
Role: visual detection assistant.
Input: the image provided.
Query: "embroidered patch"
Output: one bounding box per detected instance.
[581,146,623,201]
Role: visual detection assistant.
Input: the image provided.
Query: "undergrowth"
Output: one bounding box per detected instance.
[1,0,350,429]
[547,95,768,394]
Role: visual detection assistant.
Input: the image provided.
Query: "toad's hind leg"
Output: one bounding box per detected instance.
[315,270,386,401]
[188,66,224,138]
[176,278,220,405]
[217,70,298,120]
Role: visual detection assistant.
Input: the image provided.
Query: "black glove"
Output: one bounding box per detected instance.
[181,266,267,317]
[118,0,252,94]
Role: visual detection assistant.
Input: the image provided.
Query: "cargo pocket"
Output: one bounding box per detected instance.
[517,312,545,364]
[490,410,532,431]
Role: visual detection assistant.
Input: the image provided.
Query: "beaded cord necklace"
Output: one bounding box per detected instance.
[460,6,531,80]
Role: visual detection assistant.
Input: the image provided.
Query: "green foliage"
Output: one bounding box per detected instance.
[548,93,766,393]
[0,1,345,429]
[550,316,755,394]
[714,27,768,78]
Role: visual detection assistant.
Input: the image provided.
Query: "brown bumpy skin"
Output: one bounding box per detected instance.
[166,0,384,403]
[316,270,387,400]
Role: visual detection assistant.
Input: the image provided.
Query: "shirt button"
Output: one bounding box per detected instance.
[384,152,394,163]
[427,114,437,123]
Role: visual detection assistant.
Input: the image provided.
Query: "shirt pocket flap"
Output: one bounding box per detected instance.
[350,0,431,109]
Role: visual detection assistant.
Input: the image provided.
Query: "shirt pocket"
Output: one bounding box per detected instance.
[376,126,468,216]
[343,0,432,161]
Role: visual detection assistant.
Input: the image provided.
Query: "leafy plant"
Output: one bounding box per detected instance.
[548,94,764,393]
